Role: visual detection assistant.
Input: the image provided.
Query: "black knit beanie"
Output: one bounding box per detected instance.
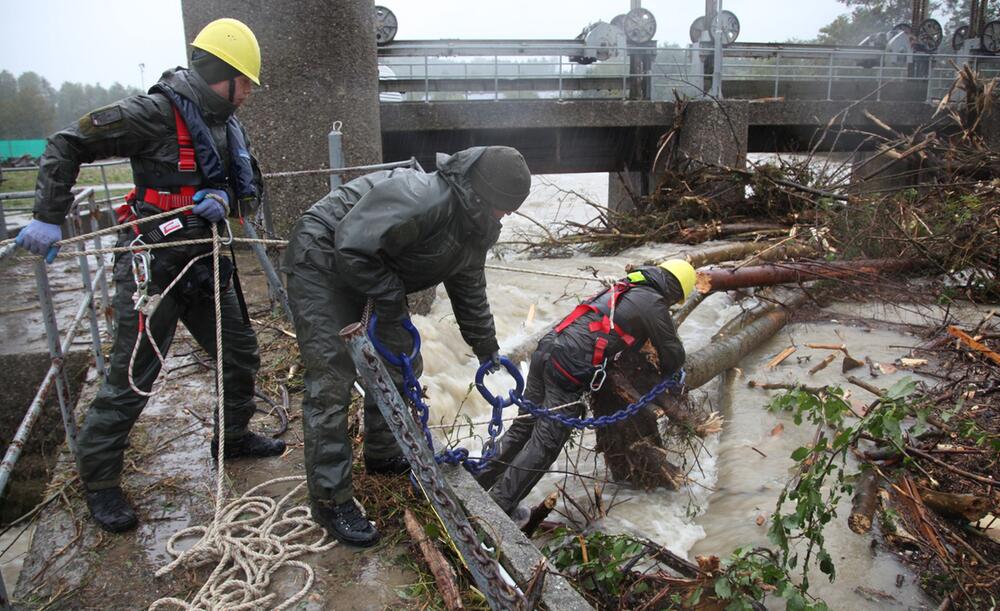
[469,146,531,211]
[191,48,242,84]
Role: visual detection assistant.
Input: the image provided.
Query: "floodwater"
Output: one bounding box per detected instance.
[412,172,937,609]
[3,171,953,608]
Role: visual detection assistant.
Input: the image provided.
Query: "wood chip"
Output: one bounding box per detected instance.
[755,514,766,526]
[899,358,928,368]
[878,362,898,375]
[770,423,784,436]
[766,346,797,369]
[808,353,836,375]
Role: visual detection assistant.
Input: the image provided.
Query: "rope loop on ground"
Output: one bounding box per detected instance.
[149,476,337,611]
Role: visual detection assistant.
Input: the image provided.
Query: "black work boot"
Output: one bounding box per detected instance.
[364,454,411,475]
[85,487,138,533]
[310,498,380,547]
[211,432,286,460]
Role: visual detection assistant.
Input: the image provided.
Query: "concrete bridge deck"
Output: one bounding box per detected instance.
[381,98,939,174]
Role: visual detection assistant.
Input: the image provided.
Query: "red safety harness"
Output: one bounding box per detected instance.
[550,280,638,388]
[116,107,198,229]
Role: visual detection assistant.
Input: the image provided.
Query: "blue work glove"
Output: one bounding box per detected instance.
[15,219,62,263]
[192,189,230,223]
[478,351,502,374]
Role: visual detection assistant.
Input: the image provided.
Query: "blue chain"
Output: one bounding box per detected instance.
[368,315,686,473]
[368,315,496,473]
[476,356,686,430]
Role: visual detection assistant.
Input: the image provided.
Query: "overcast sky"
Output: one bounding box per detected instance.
[1,0,851,89]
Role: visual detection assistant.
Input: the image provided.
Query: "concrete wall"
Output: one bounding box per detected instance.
[181,1,382,236]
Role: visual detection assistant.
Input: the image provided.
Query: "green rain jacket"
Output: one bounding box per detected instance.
[285,147,504,359]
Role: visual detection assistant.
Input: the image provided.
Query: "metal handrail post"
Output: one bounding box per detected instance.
[0,201,7,241]
[243,220,294,322]
[341,323,526,610]
[773,51,781,98]
[925,54,934,102]
[34,259,79,455]
[494,54,499,101]
[877,52,884,101]
[424,55,430,102]
[558,55,563,100]
[99,165,113,204]
[74,203,106,377]
[622,52,628,100]
[827,51,835,100]
[88,197,113,331]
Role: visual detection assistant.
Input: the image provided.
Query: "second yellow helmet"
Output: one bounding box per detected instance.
[658,259,697,303]
[191,18,261,85]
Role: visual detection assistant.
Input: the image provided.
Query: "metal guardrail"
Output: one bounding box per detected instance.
[0,188,113,498]
[0,156,422,604]
[378,41,1000,103]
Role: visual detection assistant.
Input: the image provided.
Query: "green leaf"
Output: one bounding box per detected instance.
[818,551,836,580]
[686,586,703,606]
[791,446,812,461]
[885,377,916,401]
[714,577,733,600]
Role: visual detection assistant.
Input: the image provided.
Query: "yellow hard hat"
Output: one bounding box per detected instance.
[191,18,261,85]
[658,259,697,302]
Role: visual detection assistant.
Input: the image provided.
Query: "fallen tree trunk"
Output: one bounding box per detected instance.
[681,241,816,269]
[696,258,918,294]
[593,290,809,487]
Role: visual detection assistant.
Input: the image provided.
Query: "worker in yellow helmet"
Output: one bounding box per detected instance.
[20,17,282,535]
[475,260,696,517]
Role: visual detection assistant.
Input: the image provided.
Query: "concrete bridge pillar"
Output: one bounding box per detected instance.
[181,0,382,236]
[608,100,748,214]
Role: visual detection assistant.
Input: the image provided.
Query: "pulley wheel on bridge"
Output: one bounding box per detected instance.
[916,18,943,52]
[982,19,1000,54]
[374,5,398,45]
[689,16,706,43]
[689,10,740,44]
[952,24,970,51]
[623,7,657,44]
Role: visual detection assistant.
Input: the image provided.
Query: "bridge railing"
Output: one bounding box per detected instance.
[379,42,653,101]
[379,41,1000,104]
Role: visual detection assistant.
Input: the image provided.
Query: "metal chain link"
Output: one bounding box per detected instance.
[355,327,526,609]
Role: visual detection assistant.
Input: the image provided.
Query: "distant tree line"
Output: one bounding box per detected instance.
[0,70,142,139]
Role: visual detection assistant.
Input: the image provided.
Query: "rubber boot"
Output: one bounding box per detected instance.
[211,431,286,459]
[85,487,139,533]
[364,454,410,475]
[310,498,380,547]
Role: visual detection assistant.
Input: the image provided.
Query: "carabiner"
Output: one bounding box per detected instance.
[589,361,608,392]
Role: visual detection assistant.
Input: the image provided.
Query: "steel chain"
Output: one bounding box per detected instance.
[383,387,526,609]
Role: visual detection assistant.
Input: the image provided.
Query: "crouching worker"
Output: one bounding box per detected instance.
[282,146,531,546]
[17,18,285,533]
[475,260,696,516]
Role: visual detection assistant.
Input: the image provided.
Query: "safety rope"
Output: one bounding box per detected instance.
[483,262,611,284]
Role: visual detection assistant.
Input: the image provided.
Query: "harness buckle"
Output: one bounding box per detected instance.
[589,360,608,392]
